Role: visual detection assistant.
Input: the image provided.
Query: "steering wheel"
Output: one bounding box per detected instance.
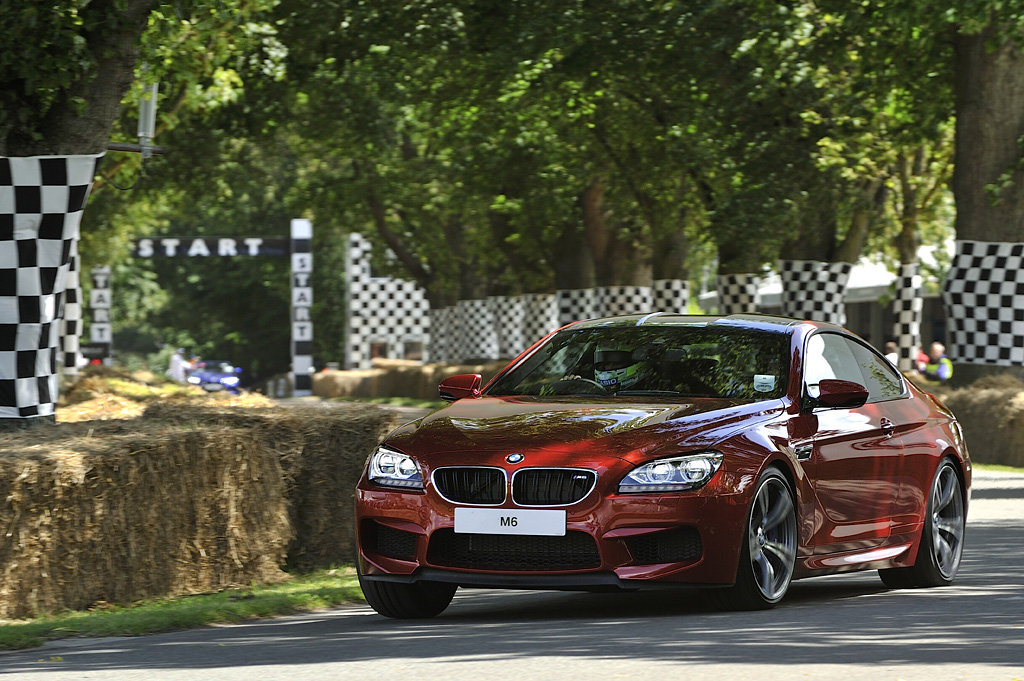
[549,377,609,395]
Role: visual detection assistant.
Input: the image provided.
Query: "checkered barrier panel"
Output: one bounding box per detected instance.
[456,299,499,361]
[716,273,761,314]
[344,232,431,369]
[652,279,689,313]
[594,286,653,317]
[60,243,81,376]
[893,262,923,372]
[490,295,525,358]
[557,288,596,326]
[523,293,559,348]
[942,240,1024,365]
[778,260,853,325]
[0,154,101,419]
[428,307,452,364]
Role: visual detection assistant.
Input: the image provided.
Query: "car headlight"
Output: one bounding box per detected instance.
[222,376,240,386]
[618,452,724,493]
[187,376,201,384]
[368,445,423,489]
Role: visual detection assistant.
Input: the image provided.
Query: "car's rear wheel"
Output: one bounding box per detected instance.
[878,458,965,589]
[358,570,457,619]
[712,468,797,610]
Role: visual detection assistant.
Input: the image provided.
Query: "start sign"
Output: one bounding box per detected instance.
[131,237,290,257]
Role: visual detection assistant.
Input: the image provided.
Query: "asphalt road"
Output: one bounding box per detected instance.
[2,468,1021,681]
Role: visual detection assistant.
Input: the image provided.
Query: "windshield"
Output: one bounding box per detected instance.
[487,325,790,400]
[196,361,236,374]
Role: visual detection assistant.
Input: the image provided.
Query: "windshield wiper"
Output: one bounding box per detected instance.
[613,390,687,397]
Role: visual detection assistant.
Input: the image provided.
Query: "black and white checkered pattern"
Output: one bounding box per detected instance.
[490,295,525,358]
[652,279,690,313]
[942,240,1024,365]
[778,260,852,325]
[428,307,453,363]
[557,288,595,326]
[60,242,82,376]
[893,262,923,372]
[716,273,762,314]
[457,299,499,361]
[344,233,431,369]
[595,286,653,317]
[1,154,101,419]
[523,293,560,347]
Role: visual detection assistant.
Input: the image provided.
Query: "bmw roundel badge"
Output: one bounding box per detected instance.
[506,453,525,464]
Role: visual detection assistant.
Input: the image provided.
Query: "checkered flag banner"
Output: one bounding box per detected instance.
[653,279,690,313]
[1,154,102,419]
[893,262,923,372]
[60,239,82,377]
[716,273,761,314]
[344,232,431,369]
[778,260,852,325]
[942,240,1024,366]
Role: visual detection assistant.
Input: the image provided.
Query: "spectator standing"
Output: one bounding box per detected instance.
[884,340,899,367]
[922,342,953,383]
[166,348,189,382]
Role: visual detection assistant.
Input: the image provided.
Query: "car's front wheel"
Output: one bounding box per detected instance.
[358,570,457,619]
[878,458,965,589]
[712,468,797,610]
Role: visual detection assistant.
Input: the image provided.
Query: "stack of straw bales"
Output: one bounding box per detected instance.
[0,401,400,618]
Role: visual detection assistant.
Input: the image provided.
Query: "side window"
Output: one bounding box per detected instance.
[846,338,905,402]
[803,333,860,397]
[804,332,905,403]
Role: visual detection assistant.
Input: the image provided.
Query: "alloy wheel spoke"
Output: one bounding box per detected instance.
[764,538,795,566]
[934,471,956,513]
[763,490,794,531]
[753,550,776,592]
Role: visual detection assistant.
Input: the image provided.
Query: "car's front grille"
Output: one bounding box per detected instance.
[426,529,601,571]
[512,469,597,505]
[432,467,506,504]
[363,521,419,561]
[625,527,702,565]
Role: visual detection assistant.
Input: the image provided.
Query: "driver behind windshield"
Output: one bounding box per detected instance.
[594,347,652,391]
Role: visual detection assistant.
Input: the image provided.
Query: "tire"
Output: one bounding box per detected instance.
[712,468,797,610]
[358,569,457,619]
[879,458,965,589]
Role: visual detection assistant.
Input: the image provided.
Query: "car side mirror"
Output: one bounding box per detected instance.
[439,374,482,402]
[813,378,869,409]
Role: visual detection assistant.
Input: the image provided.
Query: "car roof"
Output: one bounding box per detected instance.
[565,312,815,334]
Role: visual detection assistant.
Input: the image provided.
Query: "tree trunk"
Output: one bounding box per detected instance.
[1,0,157,156]
[943,26,1024,385]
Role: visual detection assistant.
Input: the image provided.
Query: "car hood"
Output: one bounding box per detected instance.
[385,396,784,464]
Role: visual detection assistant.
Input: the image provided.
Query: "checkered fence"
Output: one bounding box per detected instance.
[1,154,102,419]
[428,307,453,364]
[523,293,560,349]
[942,240,1024,366]
[594,286,653,317]
[557,288,596,326]
[893,262,923,372]
[344,233,431,369]
[490,295,526,359]
[652,279,690,313]
[457,298,499,361]
[778,260,853,325]
[716,273,762,314]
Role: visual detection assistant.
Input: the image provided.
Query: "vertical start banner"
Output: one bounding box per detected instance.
[290,219,313,396]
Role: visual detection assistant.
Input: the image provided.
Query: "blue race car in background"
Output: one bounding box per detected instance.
[187,360,243,393]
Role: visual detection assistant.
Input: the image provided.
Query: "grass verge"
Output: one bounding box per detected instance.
[0,568,363,651]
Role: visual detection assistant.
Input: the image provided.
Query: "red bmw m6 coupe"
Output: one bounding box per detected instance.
[355,314,970,618]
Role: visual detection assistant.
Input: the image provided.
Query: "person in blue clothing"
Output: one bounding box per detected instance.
[922,342,953,383]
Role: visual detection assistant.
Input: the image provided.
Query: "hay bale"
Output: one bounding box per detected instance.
[313,360,509,400]
[0,401,403,618]
[939,376,1024,468]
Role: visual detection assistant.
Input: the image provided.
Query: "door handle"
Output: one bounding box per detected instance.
[880,418,895,437]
